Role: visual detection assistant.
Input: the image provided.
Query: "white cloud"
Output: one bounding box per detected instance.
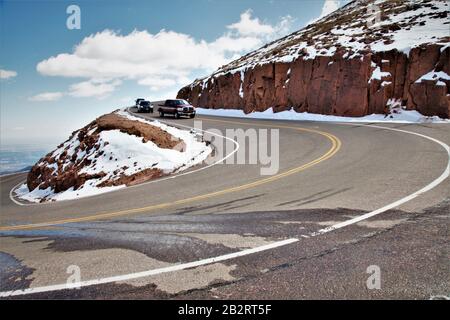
[36,11,294,98]
[209,34,263,55]
[227,10,294,40]
[68,79,121,99]
[37,30,227,80]
[227,9,275,36]
[29,92,64,102]
[277,15,295,35]
[137,77,177,92]
[0,69,17,79]
[319,0,341,19]
[306,0,342,26]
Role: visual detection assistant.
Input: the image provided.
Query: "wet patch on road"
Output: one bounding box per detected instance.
[0,251,34,292]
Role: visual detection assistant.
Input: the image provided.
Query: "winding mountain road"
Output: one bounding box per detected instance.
[0,109,449,299]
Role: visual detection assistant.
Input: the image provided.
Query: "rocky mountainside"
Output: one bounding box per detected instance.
[178,0,450,118]
[16,111,211,202]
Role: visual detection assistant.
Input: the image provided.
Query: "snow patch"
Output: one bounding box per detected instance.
[415,70,450,84]
[239,71,245,98]
[369,66,391,83]
[196,107,450,124]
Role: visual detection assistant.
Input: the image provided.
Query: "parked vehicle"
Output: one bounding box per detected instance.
[136,99,153,113]
[135,98,145,107]
[157,99,196,118]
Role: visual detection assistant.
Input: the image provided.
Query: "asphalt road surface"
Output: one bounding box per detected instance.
[0,108,449,299]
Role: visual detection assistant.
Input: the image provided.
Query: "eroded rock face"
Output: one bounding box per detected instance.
[178,44,449,118]
[177,0,450,118]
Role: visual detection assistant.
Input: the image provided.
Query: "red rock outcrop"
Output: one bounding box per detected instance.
[177,0,450,118]
[179,45,450,118]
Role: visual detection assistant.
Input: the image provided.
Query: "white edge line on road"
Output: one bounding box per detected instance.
[313,123,450,235]
[8,110,240,206]
[0,238,299,297]
[1,122,449,297]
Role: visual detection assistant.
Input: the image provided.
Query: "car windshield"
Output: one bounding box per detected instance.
[141,102,150,106]
[171,100,188,105]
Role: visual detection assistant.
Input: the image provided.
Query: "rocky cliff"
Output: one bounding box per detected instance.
[178,0,450,118]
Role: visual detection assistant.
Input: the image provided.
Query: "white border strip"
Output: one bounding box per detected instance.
[1,123,449,297]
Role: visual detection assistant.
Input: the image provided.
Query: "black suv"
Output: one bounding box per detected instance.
[136,99,153,113]
[158,99,196,118]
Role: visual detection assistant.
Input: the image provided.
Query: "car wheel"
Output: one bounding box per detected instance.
[159,111,164,118]
[175,112,181,119]
[189,114,195,119]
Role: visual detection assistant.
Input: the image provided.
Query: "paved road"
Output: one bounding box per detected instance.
[0,110,449,299]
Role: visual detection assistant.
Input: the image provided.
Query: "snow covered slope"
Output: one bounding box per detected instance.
[178,0,450,119]
[15,111,212,203]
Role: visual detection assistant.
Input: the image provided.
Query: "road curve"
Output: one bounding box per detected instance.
[0,111,449,299]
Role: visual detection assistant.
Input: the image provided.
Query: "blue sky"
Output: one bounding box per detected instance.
[0,0,344,147]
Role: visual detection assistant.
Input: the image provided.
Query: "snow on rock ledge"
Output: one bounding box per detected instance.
[15,111,212,203]
[195,104,450,124]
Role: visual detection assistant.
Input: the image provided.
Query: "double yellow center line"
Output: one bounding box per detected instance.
[0,118,341,231]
